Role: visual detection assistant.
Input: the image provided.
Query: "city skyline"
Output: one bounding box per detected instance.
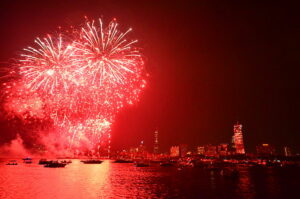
[124,122,296,156]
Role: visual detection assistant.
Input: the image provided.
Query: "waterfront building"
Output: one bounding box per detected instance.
[197,146,205,155]
[205,144,218,156]
[170,146,180,157]
[179,144,188,157]
[128,141,148,159]
[283,146,292,157]
[232,122,246,154]
[218,143,229,156]
[138,141,146,153]
[129,147,138,153]
[256,144,275,156]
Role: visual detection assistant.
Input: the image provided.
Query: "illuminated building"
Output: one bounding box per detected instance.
[170,146,180,157]
[138,141,146,153]
[217,143,229,156]
[153,130,159,154]
[129,141,148,159]
[232,122,245,154]
[256,144,275,156]
[205,144,217,156]
[179,144,188,157]
[197,146,205,155]
[283,146,292,157]
[129,147,138,153]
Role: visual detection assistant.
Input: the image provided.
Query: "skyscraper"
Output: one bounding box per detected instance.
[283,146,292,157]
[232,122,245,154]
[153,130,159,154]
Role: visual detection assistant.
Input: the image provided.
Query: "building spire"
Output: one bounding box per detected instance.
[153,130,159,154]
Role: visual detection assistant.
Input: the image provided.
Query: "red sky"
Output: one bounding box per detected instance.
[0,1,300,153]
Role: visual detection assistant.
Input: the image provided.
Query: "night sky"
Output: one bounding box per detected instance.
[0,1,299,153]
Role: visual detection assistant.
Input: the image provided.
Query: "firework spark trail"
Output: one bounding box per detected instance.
[19,34,78,95]
[73,19,142,87]
[1,18,146,153]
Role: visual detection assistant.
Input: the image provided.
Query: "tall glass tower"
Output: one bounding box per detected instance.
[153,130,159,154]
[232,122,245,154]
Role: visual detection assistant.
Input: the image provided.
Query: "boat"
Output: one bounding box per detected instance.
[150,160,162,163]
[114,159,133,163]
[178,160,194,168]
[6,160,18,165]
[44,161,67,168]
[39,159,53,165]
[134,160,150,167]
[60,160,72,164]
[23,157,32,164]
[81,159,103,164]
[160,162,174,167]
[135,163,149,167]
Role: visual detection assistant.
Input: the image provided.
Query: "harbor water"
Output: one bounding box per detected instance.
[0,159,299,199]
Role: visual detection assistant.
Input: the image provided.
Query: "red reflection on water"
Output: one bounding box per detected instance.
[236,169,256,199]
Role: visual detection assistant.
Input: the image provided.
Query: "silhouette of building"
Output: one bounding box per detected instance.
[218,143,229,156]
[138,141,146,153]
[197,144,228,157]
[283,146,292,157]
[256,144,275,156]
[205,144,218,156]
[232,122,245,154]
[153,130,159,154]
[179,144,188,157]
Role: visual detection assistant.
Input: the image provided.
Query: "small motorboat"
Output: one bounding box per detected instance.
[44,161,67,168]
[134,161,150,167]
[178,160,194,168]
[60,160,72,164]
[81,159,103,164]
[6,160,18,165]
[114,159,134,163]
[135,163,149,167]
[23,157,32,164]
[160,162,174,167]
[39,159,53,165]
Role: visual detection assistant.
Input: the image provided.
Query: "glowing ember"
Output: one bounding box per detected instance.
[1,18,146,154]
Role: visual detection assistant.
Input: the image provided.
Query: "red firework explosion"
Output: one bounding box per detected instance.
[1,19,146,153]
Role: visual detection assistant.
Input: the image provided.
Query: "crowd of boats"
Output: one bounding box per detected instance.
[5,156,300,172]
[5,158,103,168]
[2,157,252,179]
[113,156,300,168]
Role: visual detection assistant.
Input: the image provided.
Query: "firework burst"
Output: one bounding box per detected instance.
[1,18,146,154]
[73,19,142,86]
[19,34,78,95]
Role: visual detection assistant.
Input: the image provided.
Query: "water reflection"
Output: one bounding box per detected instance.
[265,169,280,198]
[0,160,299,199]
[236,169,256,199]
[209,170,217,191]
